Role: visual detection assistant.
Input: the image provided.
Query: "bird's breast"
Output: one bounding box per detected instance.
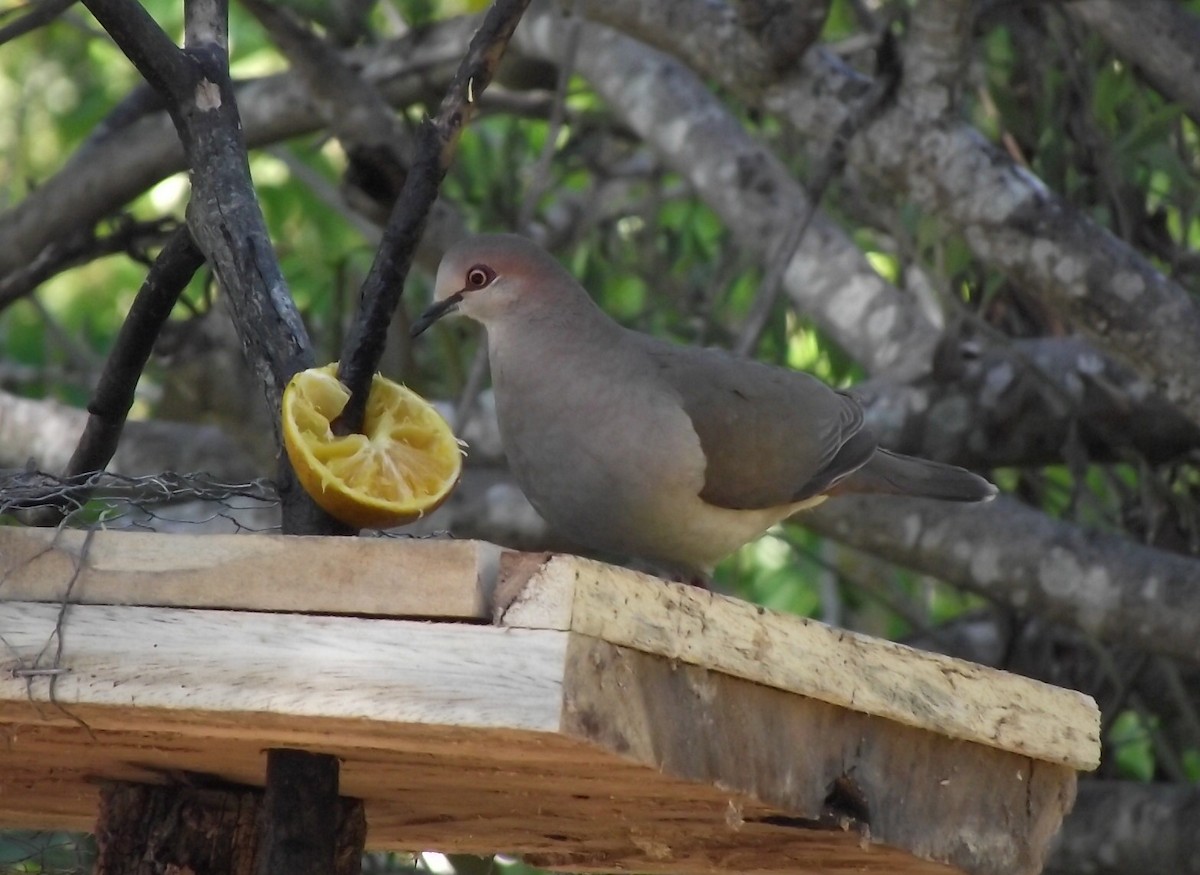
[487,327,710,555]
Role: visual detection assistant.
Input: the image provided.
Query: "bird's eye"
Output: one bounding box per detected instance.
[465,265,495,289]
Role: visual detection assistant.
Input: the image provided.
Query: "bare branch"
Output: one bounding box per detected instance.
[580,0,1200,429]
[0,0,75,46]
[517,10,940,379]
[82,0,196,105]
[0,19,473,285]
[900,0,975,120]
[243,0,411,217]
[0,216,176,311]
[804,495,1200,663]
[335,0,532,434]
[1066,0,1200,126]
[65,227,205,479]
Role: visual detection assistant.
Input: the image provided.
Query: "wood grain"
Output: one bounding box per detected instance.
[0,527,498,618]
[0,600,565,731]
[559,635,1074,875]
[0,530,1092,873]
[496,553,1101,770]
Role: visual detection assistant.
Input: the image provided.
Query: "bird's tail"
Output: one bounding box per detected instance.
[833,449,997,502]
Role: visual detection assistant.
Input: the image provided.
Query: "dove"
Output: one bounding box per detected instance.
[412,234,995,574]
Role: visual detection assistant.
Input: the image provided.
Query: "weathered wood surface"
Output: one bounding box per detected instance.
[497,552,1101,771]
[0,528,1100,875]
[0,526,498,618]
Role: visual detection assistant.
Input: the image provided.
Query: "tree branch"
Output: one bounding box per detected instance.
[65,226,204,479]
[900,0,974,120]
[1066,0,1200,126]
[334,0,531,434]
[855,336,1200,468]
[729,0,830,76]
[0,0,75,46]
[517,9,940,380]
[579,0,1200,430]
[83,0,197,106]
[0,18,474,292]
[804,495,1200,663]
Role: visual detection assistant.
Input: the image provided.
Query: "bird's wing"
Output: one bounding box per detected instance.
[646,341,876,510]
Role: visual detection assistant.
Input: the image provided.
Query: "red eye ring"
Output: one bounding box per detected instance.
[465,264,495,289]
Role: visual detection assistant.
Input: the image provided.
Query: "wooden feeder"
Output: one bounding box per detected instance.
[0,527,1099,875]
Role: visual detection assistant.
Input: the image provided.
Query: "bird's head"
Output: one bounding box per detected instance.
[411,234,580,337]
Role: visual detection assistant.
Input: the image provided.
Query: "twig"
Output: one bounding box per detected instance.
[0,0,77,46]
[516,1,581,233]
[734,30,901,356]
[334,0,532,435]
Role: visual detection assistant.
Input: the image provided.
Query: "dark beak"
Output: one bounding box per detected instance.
[411,291,465,338]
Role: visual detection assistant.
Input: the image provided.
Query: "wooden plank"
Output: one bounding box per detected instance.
[0,714,963,874]
[496,553,1101,771]
[557,635,1075,875]
[0,634,1077,875]
[0,527,497,619]
[0,601,565,731]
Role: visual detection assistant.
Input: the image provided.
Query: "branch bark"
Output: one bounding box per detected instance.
[1066,0,1200,126]
[66,227,205,479]
[578,0,1200,430]
[804,495,1200,663]
[335,0,531,434]
[517,9,940,380]
[855,337,1200,468]
[0,18,474,300]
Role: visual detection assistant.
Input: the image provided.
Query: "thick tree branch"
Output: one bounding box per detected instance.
[0,18,473,300]
[82,0,309,419]
[856,337,1200,468]
[729,0,830,76]
[82,0,342,535]
[804,495,1200,663]
[580,0,1200,430]
[517,9,940,380]
[1066,0,1200,126]
[901,0,973,120]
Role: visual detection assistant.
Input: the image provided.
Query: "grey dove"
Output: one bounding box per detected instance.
[412,234,996,574]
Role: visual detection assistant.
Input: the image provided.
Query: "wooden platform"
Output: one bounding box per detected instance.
[0,527,1100,875]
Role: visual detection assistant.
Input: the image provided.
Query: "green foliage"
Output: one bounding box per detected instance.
[1108,710,1157,781]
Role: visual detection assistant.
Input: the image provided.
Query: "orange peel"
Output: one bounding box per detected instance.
[282,364,462,529]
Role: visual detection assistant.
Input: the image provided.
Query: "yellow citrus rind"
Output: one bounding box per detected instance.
[281,363,462,529]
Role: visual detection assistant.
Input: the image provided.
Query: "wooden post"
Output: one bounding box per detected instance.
[94,783,260,875]
[91,776,366,875]
[258,750,357,875]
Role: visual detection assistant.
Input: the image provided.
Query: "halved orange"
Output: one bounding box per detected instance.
[282,363,463,529]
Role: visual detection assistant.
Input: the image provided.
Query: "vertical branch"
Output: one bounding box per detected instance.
[83,0,338,532]
[334,0,532,435]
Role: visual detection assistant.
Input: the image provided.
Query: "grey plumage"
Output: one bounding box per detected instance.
[414,234,996,573]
